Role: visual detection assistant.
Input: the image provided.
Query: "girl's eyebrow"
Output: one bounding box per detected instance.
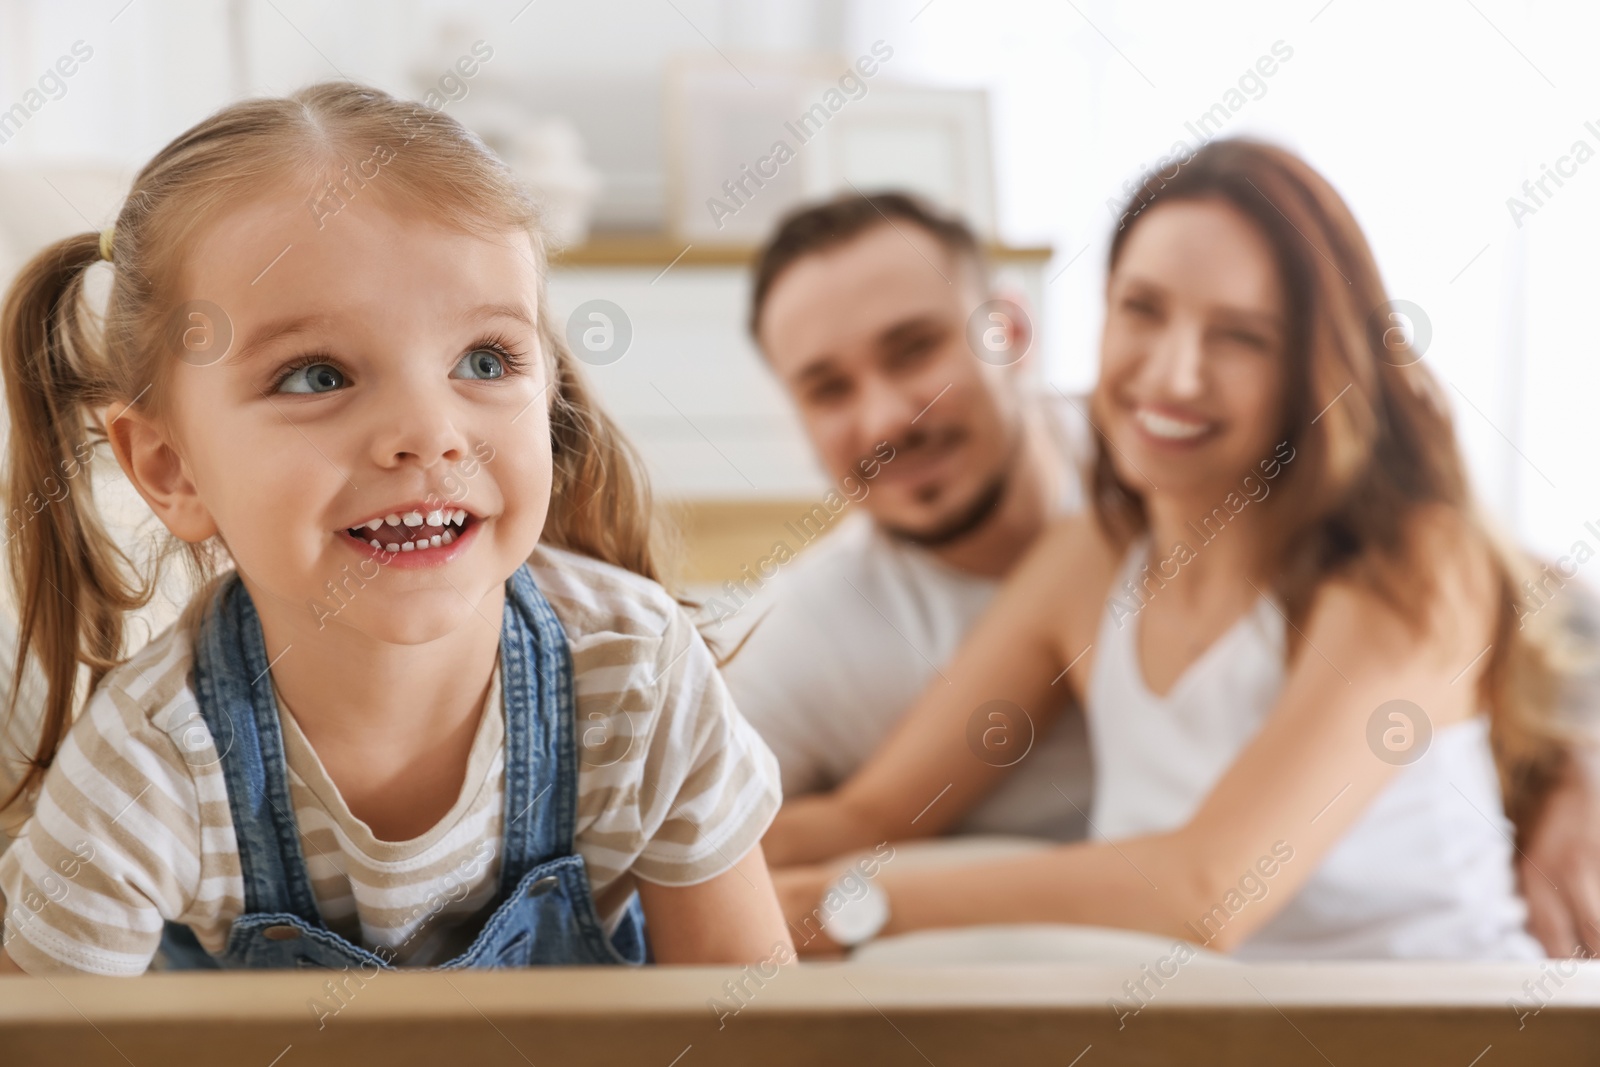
[460,302,535,328]
[228,313,333,366]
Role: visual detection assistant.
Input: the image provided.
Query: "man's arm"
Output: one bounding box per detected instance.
[1522,747,1600,956]
[1519,579,1600,956]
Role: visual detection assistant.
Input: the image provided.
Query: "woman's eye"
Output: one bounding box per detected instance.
[1217,328,1270,351]
[452,348,507,381]
[278,363,346,394]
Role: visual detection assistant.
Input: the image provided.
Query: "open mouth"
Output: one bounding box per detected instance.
[343,507,475,554]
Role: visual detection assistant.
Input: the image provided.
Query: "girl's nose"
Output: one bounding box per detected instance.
[369,375,471,469]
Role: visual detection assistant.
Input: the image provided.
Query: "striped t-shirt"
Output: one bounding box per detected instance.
[0,546,780,975]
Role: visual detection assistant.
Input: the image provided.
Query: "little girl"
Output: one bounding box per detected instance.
[0,81,787,974]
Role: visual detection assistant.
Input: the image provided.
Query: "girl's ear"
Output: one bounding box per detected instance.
[104,400,218,543]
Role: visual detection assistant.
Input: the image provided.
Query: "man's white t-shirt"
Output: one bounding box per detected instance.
[719,396,1095,841]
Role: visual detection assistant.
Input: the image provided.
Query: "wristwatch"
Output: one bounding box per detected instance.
[820,876,891,947]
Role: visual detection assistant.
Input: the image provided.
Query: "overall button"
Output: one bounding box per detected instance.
[263,924,302,941]
[526,875,561,897]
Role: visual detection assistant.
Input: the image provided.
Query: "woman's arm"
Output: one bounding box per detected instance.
[786,520,1498,951]
[762,518,1116,867]
[637,843,793,964]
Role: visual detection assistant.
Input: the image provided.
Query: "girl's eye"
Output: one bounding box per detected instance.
[452,347,507,381]
[278,362,346,394]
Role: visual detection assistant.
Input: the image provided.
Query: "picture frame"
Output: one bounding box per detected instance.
[797,85,996,240]
[664,54,996,244]
[664,53,843,245]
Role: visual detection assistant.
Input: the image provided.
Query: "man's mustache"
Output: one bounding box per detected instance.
[873,424,964,466]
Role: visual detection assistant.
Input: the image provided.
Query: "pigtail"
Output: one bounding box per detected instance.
[0,234,143,814]
[537,309,681,592]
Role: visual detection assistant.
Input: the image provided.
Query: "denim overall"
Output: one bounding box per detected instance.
[158,564,649,970]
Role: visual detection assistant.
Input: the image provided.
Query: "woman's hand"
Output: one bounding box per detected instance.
[772,863,850,959]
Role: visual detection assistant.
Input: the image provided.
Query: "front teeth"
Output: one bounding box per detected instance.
[349,506,470,553]
[1135,408,1209,441]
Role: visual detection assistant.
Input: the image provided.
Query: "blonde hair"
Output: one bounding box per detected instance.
[0,81,674,813]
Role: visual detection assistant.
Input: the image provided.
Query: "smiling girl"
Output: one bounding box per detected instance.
[0,81,787,975]
[765,139,1569,960]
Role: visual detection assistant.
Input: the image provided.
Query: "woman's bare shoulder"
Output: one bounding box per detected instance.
[1306,502,1497,678]
[1009,513,1126,658]
[1023,513,1124,587]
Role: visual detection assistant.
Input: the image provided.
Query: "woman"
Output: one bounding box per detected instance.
[765,139,1567,960]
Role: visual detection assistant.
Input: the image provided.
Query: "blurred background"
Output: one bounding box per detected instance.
[1,0,1597,577]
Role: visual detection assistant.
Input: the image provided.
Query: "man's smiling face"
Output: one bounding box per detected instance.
[758,222,1028,545]
[115,188,555,646]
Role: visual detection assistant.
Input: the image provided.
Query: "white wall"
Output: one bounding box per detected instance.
[1,0,1594,555]
[851,0,1600,561]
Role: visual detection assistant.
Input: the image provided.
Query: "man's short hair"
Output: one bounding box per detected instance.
[748,191,987,340]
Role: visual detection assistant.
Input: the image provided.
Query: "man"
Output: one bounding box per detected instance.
[721,190,1600,956]
[719,193,1092,842]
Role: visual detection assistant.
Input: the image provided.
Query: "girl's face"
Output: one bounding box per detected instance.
[114,191,554,646]
[1094,198,1289,506]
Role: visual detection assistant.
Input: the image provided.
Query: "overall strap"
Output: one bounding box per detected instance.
[191,574,324,923]
[495,563,579,893]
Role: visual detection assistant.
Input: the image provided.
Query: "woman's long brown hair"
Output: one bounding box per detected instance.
[1092,138,1568,830]
[0,81,675,815]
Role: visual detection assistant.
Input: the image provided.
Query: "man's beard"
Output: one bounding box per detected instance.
[879,423,1022,549]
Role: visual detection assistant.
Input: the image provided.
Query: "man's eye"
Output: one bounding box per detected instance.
[278,363,346,394]
[808,381,849,404]
[452,348,507,380]
[890,337,937,367]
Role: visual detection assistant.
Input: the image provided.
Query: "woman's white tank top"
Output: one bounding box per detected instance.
[1085,542,1543,960]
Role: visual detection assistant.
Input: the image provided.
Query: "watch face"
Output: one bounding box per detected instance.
[824,880,889,946]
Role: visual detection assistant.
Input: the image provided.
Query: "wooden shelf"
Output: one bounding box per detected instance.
[550,232,1054,269]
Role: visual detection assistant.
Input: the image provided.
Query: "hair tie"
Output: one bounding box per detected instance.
[98,226,115,263]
